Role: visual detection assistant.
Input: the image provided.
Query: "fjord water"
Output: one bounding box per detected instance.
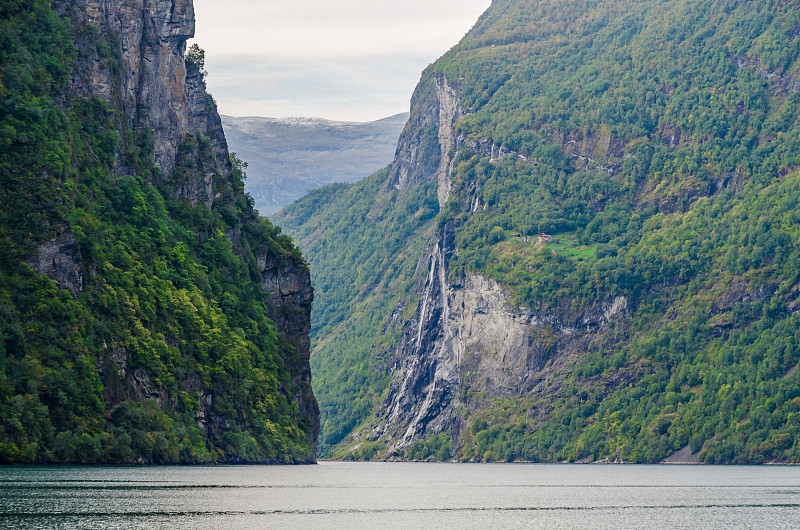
[1,463,799,529]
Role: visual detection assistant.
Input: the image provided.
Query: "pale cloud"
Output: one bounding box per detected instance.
[191,0,490,121]
[204,53,429,121]
[193,0,489,56]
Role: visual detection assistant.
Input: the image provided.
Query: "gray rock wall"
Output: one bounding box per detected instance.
[63,0,196,178]
[261,253,319,455]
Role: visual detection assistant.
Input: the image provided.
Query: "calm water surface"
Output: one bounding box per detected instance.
[1,462,799,528]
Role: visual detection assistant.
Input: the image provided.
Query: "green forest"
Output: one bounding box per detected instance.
[277,169,440,451]
[277,0,800,463]
[0,1,315,463]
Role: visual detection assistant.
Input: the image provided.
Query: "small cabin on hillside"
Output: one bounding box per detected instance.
[538,233,554,244]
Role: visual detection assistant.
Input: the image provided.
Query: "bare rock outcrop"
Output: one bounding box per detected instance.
[27,231,84,298]
[61,0,196,177]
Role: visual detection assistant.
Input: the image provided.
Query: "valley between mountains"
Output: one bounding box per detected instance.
[3,0,800,467]
[275,0,800,464]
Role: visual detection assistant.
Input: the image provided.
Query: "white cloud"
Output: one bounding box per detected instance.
[191,0,491,120]
[204,53,431,121]
[193,1,489,56]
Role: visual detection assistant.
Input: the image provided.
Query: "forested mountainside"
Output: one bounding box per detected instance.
[222,114,408,216]
[275,0,800,463]
[0,0,318,464]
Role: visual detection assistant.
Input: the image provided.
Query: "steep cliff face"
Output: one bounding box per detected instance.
[260,253,320,455]
[60,0,231,205]
[63,0,318,423]
[26,231,84,298]
[373,74,632,453]
[65,0,196,177]
[389,74,462,209]
[0,0,317,464]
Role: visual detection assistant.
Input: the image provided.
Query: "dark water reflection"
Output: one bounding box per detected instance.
[1,462,799,528]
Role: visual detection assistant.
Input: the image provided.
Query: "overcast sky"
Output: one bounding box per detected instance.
[191,0,491,122]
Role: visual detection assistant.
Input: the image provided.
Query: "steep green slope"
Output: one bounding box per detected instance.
[0,1,316,463]
[277,0,800,463]
[276,169,439,452]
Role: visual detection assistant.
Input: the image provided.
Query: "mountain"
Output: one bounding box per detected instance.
[275,0,800,463]
[222,114,408,216]
[0,0,317,463]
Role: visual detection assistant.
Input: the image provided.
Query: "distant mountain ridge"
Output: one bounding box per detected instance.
[222,113,409,215]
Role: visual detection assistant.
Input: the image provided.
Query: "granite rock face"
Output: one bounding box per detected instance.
[63,0,196,179]
[58,0,234,207]
[387,74,452,195]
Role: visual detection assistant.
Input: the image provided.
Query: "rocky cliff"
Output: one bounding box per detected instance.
[260,252,319,456]
[61,0,229,203]
[0,0,317,463]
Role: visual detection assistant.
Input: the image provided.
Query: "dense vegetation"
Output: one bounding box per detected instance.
[278,0,800,462]
[0,1,313,463]
[276,169,439,453]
